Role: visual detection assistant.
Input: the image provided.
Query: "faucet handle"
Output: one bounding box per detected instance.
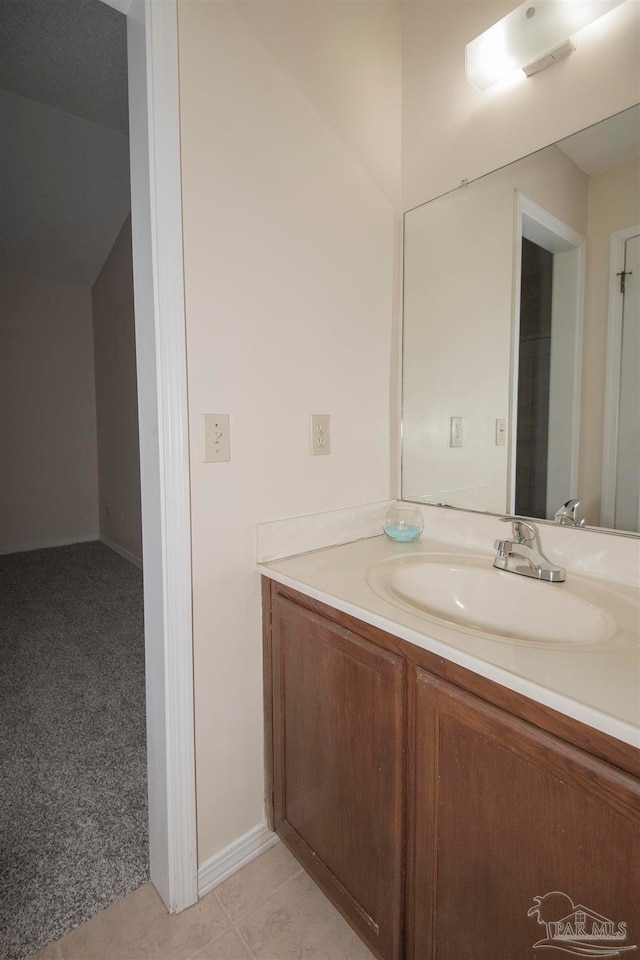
[500,516,536,545]
[554,499,585,527]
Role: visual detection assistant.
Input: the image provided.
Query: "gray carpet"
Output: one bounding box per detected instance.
[0,542,149,960]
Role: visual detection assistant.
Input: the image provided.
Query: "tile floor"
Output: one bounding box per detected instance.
[30,843,375,960]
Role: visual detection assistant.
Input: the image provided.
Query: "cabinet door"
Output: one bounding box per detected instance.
[409,670,640,960]
[272,596,406,960]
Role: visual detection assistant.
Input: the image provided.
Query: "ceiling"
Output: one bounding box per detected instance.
[0,0,128,133]
[0,0,131,287]
[557,104,640,175]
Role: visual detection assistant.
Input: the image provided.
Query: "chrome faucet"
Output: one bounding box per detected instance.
[554,499,586,527]
[494,517,565,582]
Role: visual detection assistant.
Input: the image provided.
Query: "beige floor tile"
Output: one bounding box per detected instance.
[236,872,374,960]
[30,848,377,960]
[190,927,253,960]
[55,883,229,960]
[30,941,65,960]
[214,843,302,923]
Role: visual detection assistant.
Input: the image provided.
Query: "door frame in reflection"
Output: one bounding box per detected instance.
[510,194,586,519]
[602,224,640,532]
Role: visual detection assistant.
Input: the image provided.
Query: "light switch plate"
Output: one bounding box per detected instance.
[203,413,230,462]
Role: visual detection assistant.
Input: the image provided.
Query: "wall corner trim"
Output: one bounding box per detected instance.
[197,823,280,899]
[100,534,143,569]
[123,0,197,912]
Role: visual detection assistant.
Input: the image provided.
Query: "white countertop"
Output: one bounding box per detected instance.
[258,534,640,749]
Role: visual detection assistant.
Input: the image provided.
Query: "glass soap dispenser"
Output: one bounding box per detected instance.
[382,503,424,542]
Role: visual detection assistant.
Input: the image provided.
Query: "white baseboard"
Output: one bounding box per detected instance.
[100,535,143,569]
[0,534,99,556]
[197,822,279,898]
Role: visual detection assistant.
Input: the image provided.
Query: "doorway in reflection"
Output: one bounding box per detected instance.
[615,232,640,531]
[516,238,553,518]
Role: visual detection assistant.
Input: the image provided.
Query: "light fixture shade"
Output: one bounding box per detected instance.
[465,0,625,91]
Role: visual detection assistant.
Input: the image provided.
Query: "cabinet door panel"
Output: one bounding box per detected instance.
[410,670,640,960]
[273,597,405,960]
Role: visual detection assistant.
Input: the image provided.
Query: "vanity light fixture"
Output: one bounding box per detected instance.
[465,0,625,91]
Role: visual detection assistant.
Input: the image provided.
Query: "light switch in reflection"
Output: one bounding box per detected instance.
[450,417,463,448]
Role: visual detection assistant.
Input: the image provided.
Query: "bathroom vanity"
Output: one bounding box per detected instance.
[255,94,640,959]
[260,536,640,960]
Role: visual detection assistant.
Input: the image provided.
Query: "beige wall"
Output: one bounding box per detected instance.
[403,180,514,512]
[176,0,638,868]
[177,0,400,864]
[580,157,640,523]
[402,0,640,210]
[400,0,639,524]
[403,144,588,513]
[0,277,99,550]
[92,215,142,562]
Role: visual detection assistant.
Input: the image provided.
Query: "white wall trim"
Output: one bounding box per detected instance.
[0,534,98,555]
[507,200,524,513]
[198,824,280,899]
[510,193,585,517]
[100,534,143,569]
[520,196,585,254]
[142,0,198,912]
[601,223,640,529]
[122,0,198,914]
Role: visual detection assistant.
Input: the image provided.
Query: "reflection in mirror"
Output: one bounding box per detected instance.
[516,238,553,519]
[402,105,640,534]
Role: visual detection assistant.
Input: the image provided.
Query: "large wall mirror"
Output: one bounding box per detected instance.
[402,104,640,535]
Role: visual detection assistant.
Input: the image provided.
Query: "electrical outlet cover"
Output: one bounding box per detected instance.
[311,414,331,455]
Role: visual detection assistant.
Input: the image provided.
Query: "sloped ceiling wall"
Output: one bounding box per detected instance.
[0,0,131,285]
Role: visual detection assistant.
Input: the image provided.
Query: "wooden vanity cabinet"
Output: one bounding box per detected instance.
[263,579,640,960]
[269,591,406,960]
[408,670,640,960]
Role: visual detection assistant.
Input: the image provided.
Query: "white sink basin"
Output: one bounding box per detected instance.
[367,553,639,648]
